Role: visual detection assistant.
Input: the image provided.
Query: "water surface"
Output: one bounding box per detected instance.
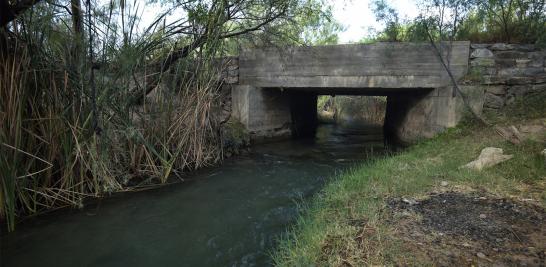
[1,124,386,267]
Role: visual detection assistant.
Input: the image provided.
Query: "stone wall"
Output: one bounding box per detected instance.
[466,43,546,111]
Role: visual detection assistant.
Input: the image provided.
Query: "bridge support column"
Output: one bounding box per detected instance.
[384,87,461,144]
[231,85,292,141]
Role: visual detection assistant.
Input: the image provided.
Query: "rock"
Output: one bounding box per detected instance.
[507,85,532,97]
[535,75,546,83]
[527,51,545,67]
[440,181,449,187]
[402,198,419,205]
[498,67,544,77]
[469,66,497,75]
[519,125,545,134]
[516,59,531,68]
[224,76,238,84]
[482,75,507,85]
[484,93,504,109]
[532,83,546,93]
[495,50,526,59]
[528,58,544,68]
[477,252,487,259]
[506,76,534,85]
[479,214,487,219]
[461,147,513,171]
[490,43,513,51]
[513,44,536,52]
[471,48,494,58]
[498,68,520,77]
[495,58,516,68]
[485,86,505,95]
[506,95,515,105]
[495,125,523,144]
[471,57,495,67]
[523,67,545,76]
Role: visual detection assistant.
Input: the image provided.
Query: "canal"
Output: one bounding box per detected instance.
[1,124,387,267]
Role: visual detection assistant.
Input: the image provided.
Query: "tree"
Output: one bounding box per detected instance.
[371,0,402,41]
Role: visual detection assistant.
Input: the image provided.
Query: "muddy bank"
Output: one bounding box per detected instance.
[388,192,546,266]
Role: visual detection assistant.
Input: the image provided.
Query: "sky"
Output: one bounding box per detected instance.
[332,0,420,43]
[137,0,421,44]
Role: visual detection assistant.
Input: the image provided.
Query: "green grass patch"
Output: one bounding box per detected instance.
[272,121,546,266]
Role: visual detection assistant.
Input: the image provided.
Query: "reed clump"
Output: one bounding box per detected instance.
[0,9,226,232]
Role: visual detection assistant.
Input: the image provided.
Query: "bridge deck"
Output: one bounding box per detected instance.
[238,41,470,89]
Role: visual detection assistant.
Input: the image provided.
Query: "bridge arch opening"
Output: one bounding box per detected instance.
[285,88,436,145]
[231,86,453,145]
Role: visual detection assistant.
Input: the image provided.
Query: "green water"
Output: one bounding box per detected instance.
[1,124,386,267]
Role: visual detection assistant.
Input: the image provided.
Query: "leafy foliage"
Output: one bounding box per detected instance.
[369,0,546,46]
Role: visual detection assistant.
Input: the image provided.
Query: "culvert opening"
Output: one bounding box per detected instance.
[317,95,387,128]
[281,88,434,145]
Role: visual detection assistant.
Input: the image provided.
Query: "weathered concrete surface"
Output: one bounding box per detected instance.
[239,41,470,90]
[231,85,292,140]
[384,87,463,144]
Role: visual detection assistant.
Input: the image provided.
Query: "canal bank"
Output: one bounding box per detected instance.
[273,98,546,266]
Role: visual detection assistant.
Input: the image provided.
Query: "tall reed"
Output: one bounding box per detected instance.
[0,2,227,231]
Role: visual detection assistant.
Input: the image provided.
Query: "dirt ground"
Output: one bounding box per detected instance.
[388,191,546,266]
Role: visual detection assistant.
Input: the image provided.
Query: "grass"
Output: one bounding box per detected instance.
[273,97,546,266]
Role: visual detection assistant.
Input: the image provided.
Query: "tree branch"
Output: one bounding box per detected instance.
[0,0,43,27]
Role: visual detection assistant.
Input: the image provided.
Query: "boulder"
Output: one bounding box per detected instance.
[512,44,536,52]
[485,86,505,95]
[507,85,532,97]
[484,93,504,108]
[495,51,526,59]
[498,67,544,77]
[495,58,516,68]
[523,67,545,76]
[471,58,495,67]
[496,120,546,144]
[490,43,514,51]
[482,75,507,85]
[495,125,523,144]
[527,51,545,67]
[516,59,531,68]
[471,48,494,58]
[469,66,497,76]
[537,75,546,83]
[498,68,519,77]
[506,77,535,85]
[532,83,546,92]
[462,147,513,171]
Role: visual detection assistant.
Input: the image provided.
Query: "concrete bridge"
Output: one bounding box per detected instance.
[226,41,471,143]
